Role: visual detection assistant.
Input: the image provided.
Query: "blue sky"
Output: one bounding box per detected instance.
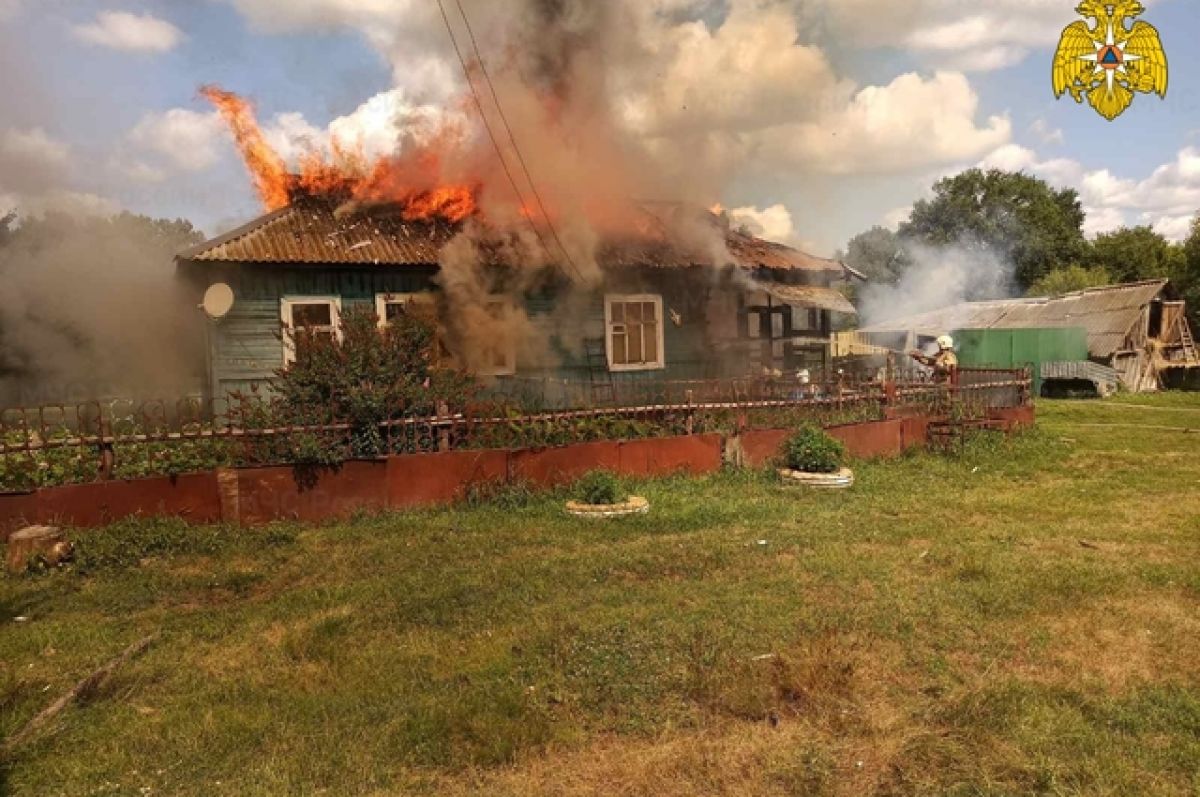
[0,0,1196,254]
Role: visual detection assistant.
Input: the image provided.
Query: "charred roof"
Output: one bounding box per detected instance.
[178,196,845,276]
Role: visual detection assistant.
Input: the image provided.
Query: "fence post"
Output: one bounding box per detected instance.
[685,390,695,435]
[98,412,115,481]
[436,401,451,453]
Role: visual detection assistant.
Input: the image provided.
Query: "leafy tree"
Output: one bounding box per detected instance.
[1026,264,1112,297]
[901,169,1087,289]
[1087,225,1183,283]
[838,226,909,285]
[1173,215,1200,328]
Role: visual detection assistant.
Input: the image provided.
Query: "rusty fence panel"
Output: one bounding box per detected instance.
[1,370,1032,492]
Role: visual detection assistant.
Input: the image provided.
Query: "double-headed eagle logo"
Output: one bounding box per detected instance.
[1053,1,1167,120]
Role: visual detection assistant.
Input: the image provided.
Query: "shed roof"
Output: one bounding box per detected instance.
[858,280,1169,358]
[178,196,845,276]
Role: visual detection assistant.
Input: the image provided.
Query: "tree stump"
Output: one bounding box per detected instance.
[6,526,73,574]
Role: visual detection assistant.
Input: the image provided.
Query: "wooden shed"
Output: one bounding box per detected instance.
[856,280,1200,393]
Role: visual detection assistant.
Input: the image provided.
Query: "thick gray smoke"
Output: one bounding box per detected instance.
[419,0,739,369]
[857,239,1016,327]
[0,213,204,405]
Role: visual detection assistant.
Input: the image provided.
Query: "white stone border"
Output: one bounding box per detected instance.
[778,468,855,490]
[565,496,651,518]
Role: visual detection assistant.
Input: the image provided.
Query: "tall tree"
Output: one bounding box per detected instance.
[1175,215,1200,327]
[838,226,909,285]
[1026,264,1112,297]
[901,169,1088,289]
[1087,226,1182,283]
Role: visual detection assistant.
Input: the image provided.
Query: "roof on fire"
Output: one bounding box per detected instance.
[858,279,1170,358]
[177,197,846,275]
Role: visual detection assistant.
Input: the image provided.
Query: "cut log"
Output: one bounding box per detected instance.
[5,526,72,574]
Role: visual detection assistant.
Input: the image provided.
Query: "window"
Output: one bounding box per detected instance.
[605,294,665,372]
[281,297,341,364]
[375,292,436,328]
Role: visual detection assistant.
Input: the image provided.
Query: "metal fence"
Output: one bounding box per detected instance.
[0,369,1031,491]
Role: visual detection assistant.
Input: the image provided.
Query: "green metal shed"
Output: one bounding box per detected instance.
[953,327,1089,394]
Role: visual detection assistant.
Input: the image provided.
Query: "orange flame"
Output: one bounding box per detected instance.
[200,85,291,210]
[201,85,478,223]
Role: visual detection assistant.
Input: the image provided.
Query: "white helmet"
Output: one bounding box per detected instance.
[936,335,955,351]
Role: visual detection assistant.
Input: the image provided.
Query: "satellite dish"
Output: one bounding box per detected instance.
[202,283,235,320]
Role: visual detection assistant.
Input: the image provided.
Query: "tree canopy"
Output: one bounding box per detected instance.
[838,226,908,285]
[1026,265,1113,297]
[1088,225,1184,283]
[900,168,1088,290]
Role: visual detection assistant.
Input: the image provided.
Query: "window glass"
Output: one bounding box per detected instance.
[292,303,333,328]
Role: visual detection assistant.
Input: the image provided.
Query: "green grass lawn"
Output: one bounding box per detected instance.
[3,397,1200,796]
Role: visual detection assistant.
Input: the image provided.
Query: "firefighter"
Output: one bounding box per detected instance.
[910,335,958,384]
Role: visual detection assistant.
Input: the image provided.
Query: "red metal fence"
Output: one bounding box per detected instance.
[1,369,1031,493]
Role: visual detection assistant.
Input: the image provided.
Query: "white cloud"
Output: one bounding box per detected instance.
[883,206,911,230]
[73,11,184,53]
[258,89,461,168]
[729,204,796,243]
[975,144,1200,240]
[817,0,1166,72]
[1030,119,1064,146]
[759,71,1011,176]
[0,128,71,193]
[129,108,225,171]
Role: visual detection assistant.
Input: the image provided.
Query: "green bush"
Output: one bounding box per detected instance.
[574,470,624,506]
[782,425,845,474]
[271,305,480,460]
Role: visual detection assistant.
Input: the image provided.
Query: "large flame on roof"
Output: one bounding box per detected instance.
[200,85,478,223]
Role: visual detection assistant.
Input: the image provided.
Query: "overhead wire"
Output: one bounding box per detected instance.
[432,0,585,282]
[451,0,586,282]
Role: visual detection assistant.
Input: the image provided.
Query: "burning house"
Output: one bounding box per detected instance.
[177,70,869,407]
[177,190,856,404]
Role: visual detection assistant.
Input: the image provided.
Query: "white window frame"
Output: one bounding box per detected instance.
[374,292,437,329]
[280,296,342,365]
[605,293,666,372]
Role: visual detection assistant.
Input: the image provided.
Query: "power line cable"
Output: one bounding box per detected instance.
[432,0,584,282]
[451,0,586,282]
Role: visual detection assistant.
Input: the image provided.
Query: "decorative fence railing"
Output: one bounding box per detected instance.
[0,369,1031,492]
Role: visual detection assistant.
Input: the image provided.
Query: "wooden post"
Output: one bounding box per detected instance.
[436,401,451,453]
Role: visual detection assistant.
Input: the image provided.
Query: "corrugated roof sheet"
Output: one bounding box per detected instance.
[179,197,844,275]
[178,199,458,266]
[858,280,1168,358]
[758,283,857,315]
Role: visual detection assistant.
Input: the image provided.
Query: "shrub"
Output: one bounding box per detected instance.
[574,470,624,506]
[270,305,479,460]
[782,425,845,474]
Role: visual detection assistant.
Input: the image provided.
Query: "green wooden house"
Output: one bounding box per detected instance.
[177,197,856,405]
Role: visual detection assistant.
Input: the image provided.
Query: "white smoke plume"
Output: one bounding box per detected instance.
[857,239,1016,327]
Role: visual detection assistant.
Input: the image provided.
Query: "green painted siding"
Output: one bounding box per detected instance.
[954,327,1089,394]
[206,265,438,398]
[201,262,827,404]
